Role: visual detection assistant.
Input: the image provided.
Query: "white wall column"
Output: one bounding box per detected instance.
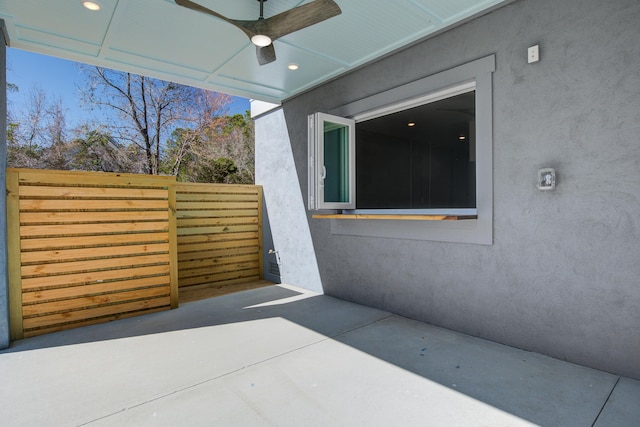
[253,105,324,293]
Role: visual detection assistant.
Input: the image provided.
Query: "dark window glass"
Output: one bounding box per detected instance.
[356,91,476,209]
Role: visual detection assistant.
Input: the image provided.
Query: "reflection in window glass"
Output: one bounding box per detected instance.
[323,122,350,203]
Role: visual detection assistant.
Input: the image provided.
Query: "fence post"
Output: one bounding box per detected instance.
[6,170,23,340]
[168,183,179,309]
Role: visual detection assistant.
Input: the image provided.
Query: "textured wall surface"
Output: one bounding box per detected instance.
[256,0,640,378]
[255,109,323,293]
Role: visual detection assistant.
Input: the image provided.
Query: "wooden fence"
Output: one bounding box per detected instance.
[175,182,263,293]
[7,169,263,339]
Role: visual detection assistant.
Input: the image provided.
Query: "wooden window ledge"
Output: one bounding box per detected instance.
[312,214,477,221]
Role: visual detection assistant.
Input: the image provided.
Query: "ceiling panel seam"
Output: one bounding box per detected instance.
[13,24,101,48]
[107,45,216,76]
[204,43,255,79]
[407,0,445,24]
[275,39,350,67]
[217,73,290,94]
[96,0,129,60]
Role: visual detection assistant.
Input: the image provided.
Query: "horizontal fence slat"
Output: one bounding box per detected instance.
[22,296,171,330]
[20,210,169,224]
[176,193,258,202]
[23,276,171,304]
[23,286,170,317]
[22,307,168,338]
[177,216,259,228]
[21,243,170,264]
[175,201,258,210]
[21,222,169,237]
[21,253,170,277]
[178,239,259,254]
[177,209,258,219]
[177,224,258,236]
[178,246,258,262]
[180,276,265,292]
[21,232,169,251]
[179,254,259,271]
[179,269,260,288]
[176,231,259,245]
[20,199,168,211]
[174,183,259,193]
[11,169,175,187]
[21,265,171,291]
[19,186,168,199]
[178,260,260,279]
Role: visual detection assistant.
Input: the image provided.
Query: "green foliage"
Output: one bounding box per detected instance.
[194,157,238,183]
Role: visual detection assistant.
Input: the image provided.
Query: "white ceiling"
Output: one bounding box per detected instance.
[0,0,511,104]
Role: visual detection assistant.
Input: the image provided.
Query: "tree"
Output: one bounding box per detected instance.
[66,127,138,173]
[219,112,255,183]
[163,112,254,184]
[7,87,62,169]
[41,96,68,170]
[161,90,231,179]
[81,67,230,175]
[7,64,253,182]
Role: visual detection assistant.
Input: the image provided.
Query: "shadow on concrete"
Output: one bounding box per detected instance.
[2,285,634,427]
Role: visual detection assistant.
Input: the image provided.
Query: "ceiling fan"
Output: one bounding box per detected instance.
[175,0,342,66]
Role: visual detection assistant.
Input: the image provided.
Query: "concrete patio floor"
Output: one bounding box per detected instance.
[1,284,639,427]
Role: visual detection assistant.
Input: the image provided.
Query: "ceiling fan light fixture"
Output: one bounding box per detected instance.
[251,34,272,47]
[81,1,101,11]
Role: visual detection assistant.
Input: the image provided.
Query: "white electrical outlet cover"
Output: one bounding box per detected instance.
[528,45,539,63]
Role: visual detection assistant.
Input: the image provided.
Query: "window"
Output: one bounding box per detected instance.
[308,55,495,245]
[309,83,477,214]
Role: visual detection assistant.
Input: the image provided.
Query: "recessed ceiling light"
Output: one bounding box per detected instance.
[82,1,101,11]
[407,122,416,127]
[458,135,466,140]
[288,64,299,71]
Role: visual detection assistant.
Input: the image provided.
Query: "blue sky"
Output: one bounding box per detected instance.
[7,49,250,127]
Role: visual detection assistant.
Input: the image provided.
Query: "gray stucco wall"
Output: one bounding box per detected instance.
[255,0,640,379]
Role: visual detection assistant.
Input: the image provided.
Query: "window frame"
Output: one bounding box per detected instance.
[312,55,495,245]
[307,112,356,210]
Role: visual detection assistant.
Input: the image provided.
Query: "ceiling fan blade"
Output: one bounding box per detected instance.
[238,0,342,42]
[256,44,276,66]
[174,0,254,39]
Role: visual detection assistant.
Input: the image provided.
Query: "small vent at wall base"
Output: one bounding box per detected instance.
[269,261,280,276]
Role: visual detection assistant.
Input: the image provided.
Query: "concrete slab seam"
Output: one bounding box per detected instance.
[590,376,621,427]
